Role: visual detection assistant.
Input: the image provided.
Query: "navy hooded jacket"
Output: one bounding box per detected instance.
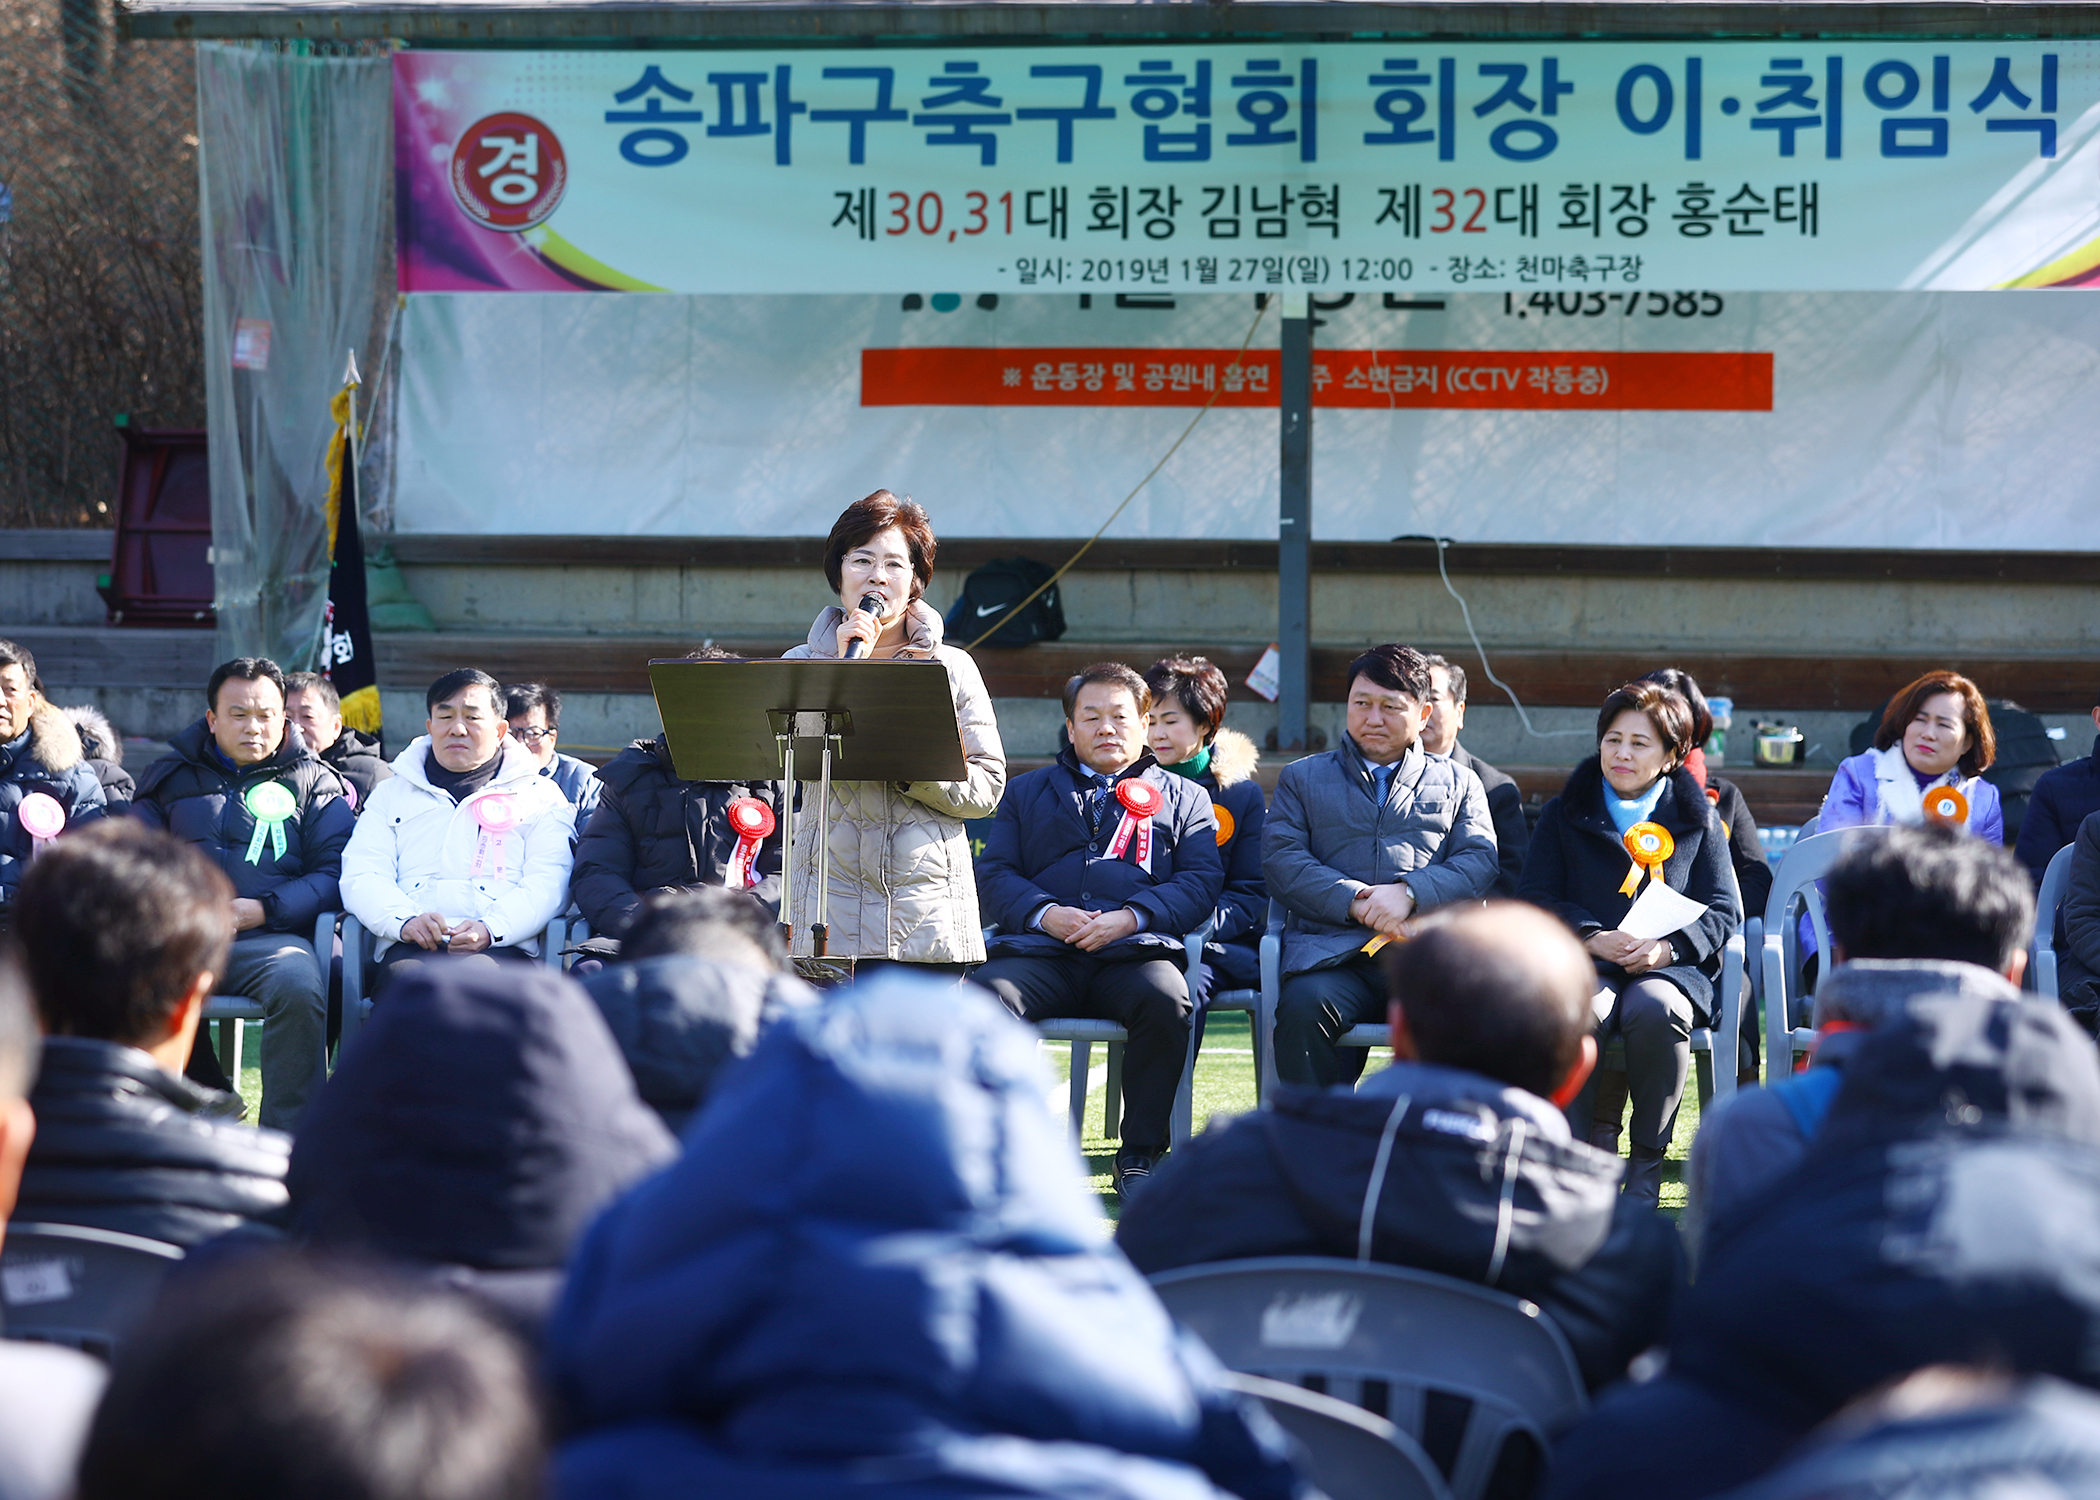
[546,975,1312,1500]
[976,748,1224,961]
[289,965,677,1325]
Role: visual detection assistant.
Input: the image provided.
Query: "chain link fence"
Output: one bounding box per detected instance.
[0,0,201,528]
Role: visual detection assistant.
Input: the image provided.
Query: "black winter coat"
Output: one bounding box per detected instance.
[1516,759,1741,1020]
[1454,745,1530,896]
[1187,728,1267,988]
[0,703,107,907]
[1117,1066,1682,1391]
[570,736,785,939]
[1707,775,1773,921]
[16,1038,290,1247]
[132,720,356,934]
[319,726,392,810]
[977,747,1224,960]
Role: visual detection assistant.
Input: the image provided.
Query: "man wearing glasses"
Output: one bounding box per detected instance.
[504,682,601,822]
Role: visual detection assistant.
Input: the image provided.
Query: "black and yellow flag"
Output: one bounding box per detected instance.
[322,379,381,734]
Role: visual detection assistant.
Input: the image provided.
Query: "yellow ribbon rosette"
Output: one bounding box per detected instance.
[1619,821,1675,897]
[1922,785,1970,827]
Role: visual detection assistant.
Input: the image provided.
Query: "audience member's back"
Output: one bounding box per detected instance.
[11,821,289,1246]
[1685,824,2038,1265]
[290,964,676,1329]
[1116,902,1682,1392]
[546,973,1311,1500]
[577,887,815,1131]
[1548,989,2100,1500]
[75,1250,545,1500]
[0,954,108,1500]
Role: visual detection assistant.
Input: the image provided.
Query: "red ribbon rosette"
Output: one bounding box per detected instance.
[1922,785,1970,827]
[724,796,776,888]
[1108,778,1162,872]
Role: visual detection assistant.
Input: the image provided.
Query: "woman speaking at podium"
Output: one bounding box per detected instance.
[783,491,1006,971]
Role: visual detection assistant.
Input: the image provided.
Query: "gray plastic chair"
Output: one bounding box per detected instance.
[0,1221,183,1360]
[1033,923,1210,1149]
[2032,842,2077,1002]
[1223,1371,1453,1500]
[335,914,563,1055]
[203,907,340,1081]
[1759,826,1892,1077]
[1150,1256,1587,1500]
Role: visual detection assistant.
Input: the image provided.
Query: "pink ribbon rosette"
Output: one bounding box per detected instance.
[17,792,65,859]
[470,794,519,881]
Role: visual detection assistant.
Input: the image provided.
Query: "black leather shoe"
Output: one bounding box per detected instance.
[1114,1149,1159,1203]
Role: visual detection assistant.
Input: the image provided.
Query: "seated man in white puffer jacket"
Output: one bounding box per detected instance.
[342,668,575,995]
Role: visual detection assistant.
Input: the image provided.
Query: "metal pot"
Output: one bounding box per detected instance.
[1754,726,1805,768]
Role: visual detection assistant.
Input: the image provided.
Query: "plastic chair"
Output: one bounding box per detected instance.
[2032,842,2077,1002]
[1151,1256,1586,1500]
[1222,1371,1453,1500]
[1759,826,1892,1077]
[1190,910,1271,1112]
[203,908,340,1082]
[0,1222,183,1360]
[1032,923,1211,1150]
[335,914,565,1055]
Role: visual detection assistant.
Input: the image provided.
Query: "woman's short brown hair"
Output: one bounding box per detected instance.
[1596,681,1697,767]
[822,491,937,604]
[1874,670,1995,777]
[1143,656,1229,741]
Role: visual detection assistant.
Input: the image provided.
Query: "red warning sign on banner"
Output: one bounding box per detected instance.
[862,348,1772,412]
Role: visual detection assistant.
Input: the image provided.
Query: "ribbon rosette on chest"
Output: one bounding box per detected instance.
[17,791,65,859]
[1618,821,1675,897]
[470,794,519,881]
[1107,777,1163,873]
[723,796,775,889]
[242,781,297,865]
[1922,785,1970,827]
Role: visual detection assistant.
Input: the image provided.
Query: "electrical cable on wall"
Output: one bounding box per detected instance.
[1422,535,1591,740]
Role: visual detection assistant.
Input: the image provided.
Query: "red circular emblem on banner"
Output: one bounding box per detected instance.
[1115,779,1163,818]
[726,797,776,839]
[1922,786,1970,826]
[450,112,568,231]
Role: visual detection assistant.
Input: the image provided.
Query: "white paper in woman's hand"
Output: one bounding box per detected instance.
[1620,881,1710,942]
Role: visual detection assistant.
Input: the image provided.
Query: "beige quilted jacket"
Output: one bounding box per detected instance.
[782,600,1006,961]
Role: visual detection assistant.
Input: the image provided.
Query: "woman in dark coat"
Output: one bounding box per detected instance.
[1143,656,1266,1002]
[1518,681,1742,1205]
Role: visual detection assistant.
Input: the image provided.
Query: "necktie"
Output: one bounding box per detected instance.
[1371,763,1394,805]
[1087,773,1114,832]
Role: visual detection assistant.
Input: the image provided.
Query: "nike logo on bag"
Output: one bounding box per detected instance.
[975,604,1008,617]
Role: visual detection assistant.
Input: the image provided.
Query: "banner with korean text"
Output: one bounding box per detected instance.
[396,42,2100,295]
[391,290,2100,549]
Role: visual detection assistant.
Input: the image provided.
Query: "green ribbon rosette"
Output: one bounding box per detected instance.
[243,781,296,865]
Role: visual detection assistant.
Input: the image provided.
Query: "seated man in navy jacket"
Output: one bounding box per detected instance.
[975,662,1225,1202]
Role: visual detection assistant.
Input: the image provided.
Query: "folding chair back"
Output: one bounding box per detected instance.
[2033,842,2076,1002]
[1150,1256,1586,1500]
[1759,827,1891,1077]
[0,1222,183,1360]
[1222,1372,1452,1500]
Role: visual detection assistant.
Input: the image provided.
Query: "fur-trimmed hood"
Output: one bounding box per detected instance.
[18,701,84,774]
[61,704,121,766]
[1208,726,1259,788]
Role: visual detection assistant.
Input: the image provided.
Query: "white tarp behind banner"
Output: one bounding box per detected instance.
[396,43,2100,295]
[394,289,2100,550]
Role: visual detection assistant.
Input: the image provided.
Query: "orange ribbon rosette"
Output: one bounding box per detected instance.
[1922,785,1970,826]
[1618,822,1675,897]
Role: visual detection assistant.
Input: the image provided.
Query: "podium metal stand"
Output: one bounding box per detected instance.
[647,658,967,963]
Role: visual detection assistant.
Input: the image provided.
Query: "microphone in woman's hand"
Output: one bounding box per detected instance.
[843,593,883,659]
